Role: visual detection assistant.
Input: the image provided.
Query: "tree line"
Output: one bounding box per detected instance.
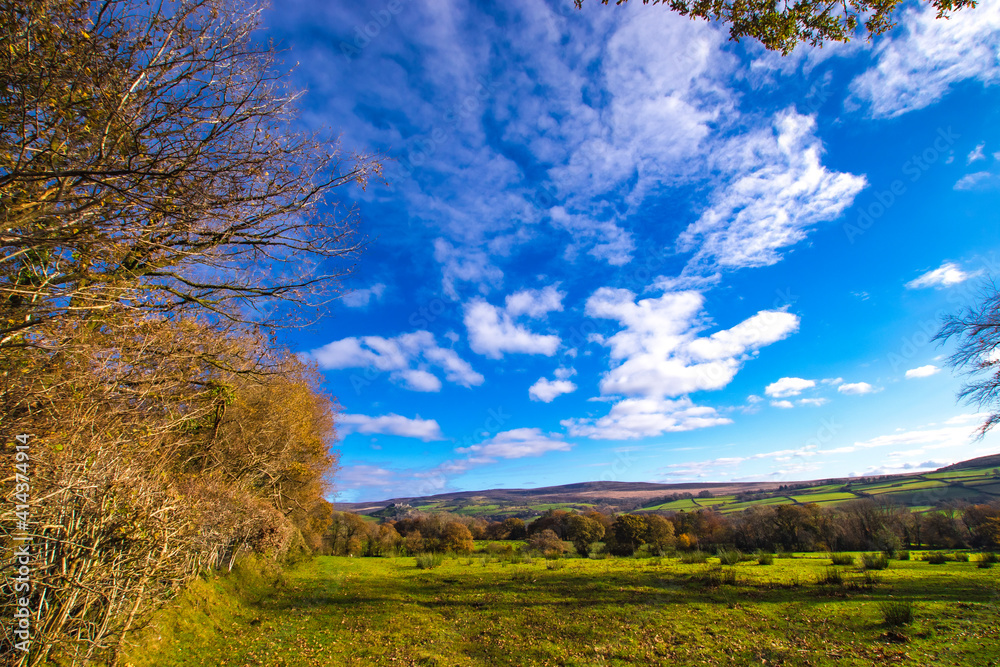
[1,0,376,664]
[325,499,1000,558]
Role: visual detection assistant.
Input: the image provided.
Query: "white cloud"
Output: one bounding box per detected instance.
[529,377,577,403]
[338,413,445,441]
[554,367,576,380]
[341,283,386,308]
[905,261,979,289]
[456,428,570,459]
[798,398,828,407]
[562,396,732,440]
[310,330,484,391]
[771,400,795,409]
[547,207,636,266]
[906,364,941,379]
[433,239,504,300]
[334,464,402,493]
[833,421,1000,466]
[955,171,1000,191]
[838,382,876,395]
[504,285,565,318]
[464,290,563,359]
[677,110,866,273]
[586,287,800,399]
[968,142,986,164]
[664,443,821,478]
[765,377,816,398]
[850,2,1000,117]
[944,412,987,425]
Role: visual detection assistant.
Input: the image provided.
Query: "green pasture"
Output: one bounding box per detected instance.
[127,551,1000,667]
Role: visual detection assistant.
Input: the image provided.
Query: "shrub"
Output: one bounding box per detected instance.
[680,550,709,564]
[897,551,910,561]
[925,552,949,564]
[717,549,743,566]
[702,568,738,587]
[953,552,969,562]
[415,553,444,569]
[758,553,774,565]
[485,542,513,556]
[862,553,890,570]
[856,571,881,590]
[819,567,843,585]
[528,529,567,557]
[879,600,914,627]
[830,553,855,566]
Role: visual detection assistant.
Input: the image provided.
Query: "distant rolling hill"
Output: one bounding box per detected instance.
[336,455,1000,520]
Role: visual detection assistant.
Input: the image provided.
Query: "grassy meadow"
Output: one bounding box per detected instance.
[126,550,1000,667]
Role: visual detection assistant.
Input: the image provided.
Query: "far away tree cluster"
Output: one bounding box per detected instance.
[329,499,1000,559]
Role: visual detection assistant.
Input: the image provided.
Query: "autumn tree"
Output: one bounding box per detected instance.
[576,0,978,55]
[441,522,475,554]
[0,0,375,662]
[643,514,676,555]
[528,529,567,557]
[608,514,647,556]
[1,0,379,346]
[502,517,528,540]
[566,514,605,556]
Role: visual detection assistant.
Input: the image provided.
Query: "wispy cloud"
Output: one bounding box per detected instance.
[310,330,484,391]
[850,1,1000,117]
[837,382,877,395]
[563,396,731,440]
[905,364,941,379]
[677,110,866,274]
[341,283,387,308]
[905,262,980,289]
[456,428,570,459]
[967,142,986,164]
[955,171,1000,191]
[338,413,445,441]
[765,377,816,398]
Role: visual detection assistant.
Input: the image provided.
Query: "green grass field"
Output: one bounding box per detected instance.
[127,552,1000,667]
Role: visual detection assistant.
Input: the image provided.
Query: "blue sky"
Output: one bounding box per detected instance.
[263,1,1000,502]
